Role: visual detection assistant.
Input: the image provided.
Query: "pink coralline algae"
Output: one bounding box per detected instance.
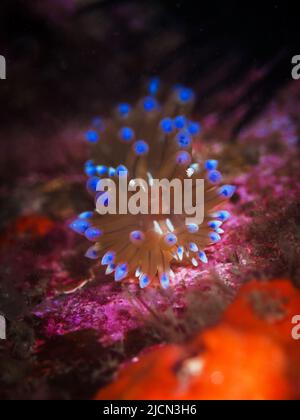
[34,283,141,344]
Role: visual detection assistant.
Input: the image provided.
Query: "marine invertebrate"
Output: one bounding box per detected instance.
[70,79,235,288]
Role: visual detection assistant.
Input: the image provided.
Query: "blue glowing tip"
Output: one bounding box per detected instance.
[116,165,128,176]
[207,170,222,184]
[69,219,90,235]
[96,165,107,176]
[108,167,116,177]
[218,185,236,198]
[85,160,94,167]
[86,176,101,193]
[130,230,144,242]
[118,103,131,117]
[143,96,158,112]
[119,127,134,142]
[84,227,103,241]
[164,233,177,246]
[85,130,99,143]
[160,117,173,133]
[187,223,199,233]
[140,274,150,288]
[209,232,221,243]
[78,211,93,219]
[177,246,184,260]
[189,242,198,252]
[198,251,208,264]
[177,87,194,103]
[215,210,231,221]
[208,220,223,229]
[133,140,149,155]
[176,130,192,148]
[148,77,160,96]
[85,246,98,259]
[101,251,116,266]
[205,159,218,170]
[84,164,97,176]
[174,115,187,129]
[176,151,191,165]
[114,263,128,281]
[188,121,201,135]
[160,272,170,289]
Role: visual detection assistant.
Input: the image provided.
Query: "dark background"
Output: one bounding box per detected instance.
[0,0,299,129]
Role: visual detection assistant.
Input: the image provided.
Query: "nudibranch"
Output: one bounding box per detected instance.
[70,79,235,289]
